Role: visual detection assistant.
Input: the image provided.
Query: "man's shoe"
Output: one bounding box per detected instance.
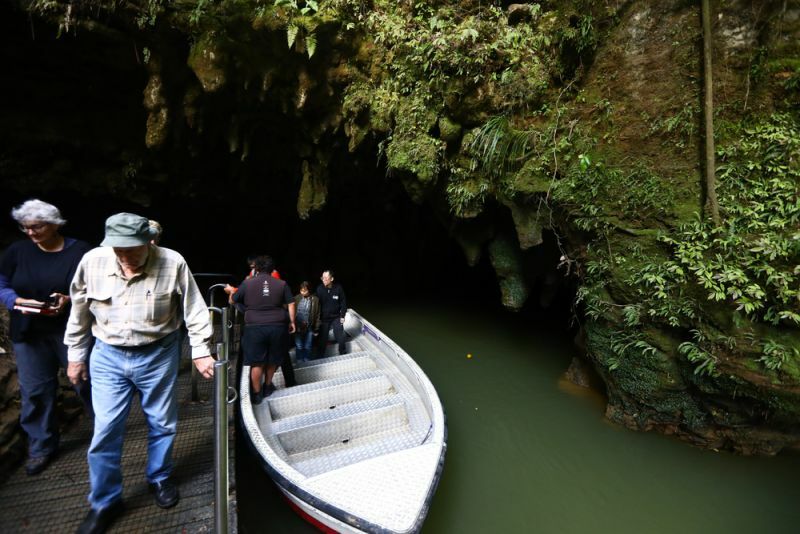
[25,454,52,476]
[150,479,179,508]
[76,500,124,534]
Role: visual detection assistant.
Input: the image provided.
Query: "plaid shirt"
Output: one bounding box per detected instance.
[65,245,213,362]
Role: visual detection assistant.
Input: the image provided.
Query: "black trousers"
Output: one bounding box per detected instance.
[281,351,296,387]
[316,318,346,357]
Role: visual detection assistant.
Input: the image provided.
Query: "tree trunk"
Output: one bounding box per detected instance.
[702,0,721,225]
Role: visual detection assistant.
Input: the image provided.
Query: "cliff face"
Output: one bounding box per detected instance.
[2,0,798,455]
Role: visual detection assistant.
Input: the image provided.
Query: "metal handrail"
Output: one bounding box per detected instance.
[192,283,230,401]
[207,283,230,309]
[209,306,231,534]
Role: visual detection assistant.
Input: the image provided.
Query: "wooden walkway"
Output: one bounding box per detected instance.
[0,353,237,533]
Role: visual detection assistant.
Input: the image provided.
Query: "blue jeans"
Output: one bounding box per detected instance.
[294,330,313,361]
[13,331,93,458]
[87,331,180,509]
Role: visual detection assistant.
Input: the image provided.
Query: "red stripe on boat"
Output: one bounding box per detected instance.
[283,494,338,533]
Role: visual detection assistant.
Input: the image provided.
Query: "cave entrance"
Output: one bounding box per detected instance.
[1,3,577,329]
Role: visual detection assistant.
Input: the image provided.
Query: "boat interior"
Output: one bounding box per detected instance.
[251,331,435,478]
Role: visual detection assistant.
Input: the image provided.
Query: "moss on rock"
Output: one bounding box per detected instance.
[187,34,228,93]
[488,233,529,310]
[297,158,328,219]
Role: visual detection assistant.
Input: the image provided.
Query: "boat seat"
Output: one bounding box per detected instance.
[268,372,395,420]
[289,425,430,477]
[276,399,409,455]
[289,351,378,385]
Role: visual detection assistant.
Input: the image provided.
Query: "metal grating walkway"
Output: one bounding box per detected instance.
[0,353,237,533]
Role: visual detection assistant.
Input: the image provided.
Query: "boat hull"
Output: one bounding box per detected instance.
[240,309,446,533]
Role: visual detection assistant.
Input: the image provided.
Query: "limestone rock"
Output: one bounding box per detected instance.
[143,61,170,149]
[499,196,549,250]
[438,116,462,144]
[488,233,529,311]
[188,35,227,93]
[297,158,328,219]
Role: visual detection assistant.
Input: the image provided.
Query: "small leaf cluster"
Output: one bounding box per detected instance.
[678,330,719,378]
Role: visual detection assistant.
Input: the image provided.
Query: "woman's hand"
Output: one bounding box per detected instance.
[49,292,70,315]
[14,297,45,314]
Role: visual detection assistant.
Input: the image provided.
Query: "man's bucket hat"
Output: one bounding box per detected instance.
[101,213,156,247]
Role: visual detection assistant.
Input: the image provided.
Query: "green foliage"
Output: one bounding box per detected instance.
[678,330,720,377]
[662,113,800,326]
[605,330,658,372]
[553,158,674,230]
[445,163,491,217]
[758,339,799,371]
[647,103,700,149]
[274,0,321,58]
[630,260,698,328]
[366,3,553,101]
[189,0,212,25]
[136,0,166,29]
[557,13,597,54]
[467,116,535,179]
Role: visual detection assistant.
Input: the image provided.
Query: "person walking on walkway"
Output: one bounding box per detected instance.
[0,199,93,476]
[64,213,215,534]
[315,270,347,357]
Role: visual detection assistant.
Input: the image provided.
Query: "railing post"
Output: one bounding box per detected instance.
[214,306,230,534]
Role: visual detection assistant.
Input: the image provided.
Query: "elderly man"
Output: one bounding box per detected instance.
[65,213,215,534]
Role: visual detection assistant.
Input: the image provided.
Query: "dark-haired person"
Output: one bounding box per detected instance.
[231,255,296,404]
[293,281,320,362]
[0,199,93,476]
[315,270,348,357]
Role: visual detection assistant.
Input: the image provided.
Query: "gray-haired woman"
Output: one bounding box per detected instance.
[0,199,93,475]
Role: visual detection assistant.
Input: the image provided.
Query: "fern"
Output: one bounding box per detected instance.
[287,24,299,49]
[467,116,535,178]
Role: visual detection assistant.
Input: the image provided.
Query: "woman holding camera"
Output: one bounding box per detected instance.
[0,199,92,475]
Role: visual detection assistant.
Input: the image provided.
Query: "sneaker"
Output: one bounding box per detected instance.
[25,454,53,476]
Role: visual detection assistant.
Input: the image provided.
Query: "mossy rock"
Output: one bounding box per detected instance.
[386,133,445,185]
[488,233,529,310]
[188,34,228,93]
[510,157,553,195]
[499,195,548,249]
[145,108,170,149]
[451,218,495,266]
[438,116,462,144]
[498,276,529,311]
[297,159,328,219]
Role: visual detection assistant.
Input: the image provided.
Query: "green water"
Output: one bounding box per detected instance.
[237,302,800,534]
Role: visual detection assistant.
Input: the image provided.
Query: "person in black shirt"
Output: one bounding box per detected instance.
[315,269,348,357]
[231,256,296,404]
[0,199,93,476]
